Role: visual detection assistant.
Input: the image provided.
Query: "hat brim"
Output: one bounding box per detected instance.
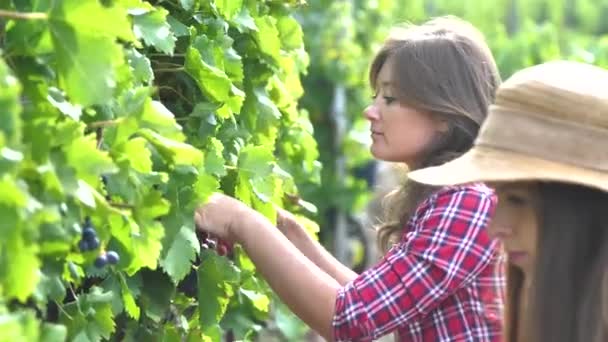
[407,145,608,192]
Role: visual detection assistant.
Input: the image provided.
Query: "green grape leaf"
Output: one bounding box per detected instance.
[277,16,304,50]
[240,288,270,315]
[138,270,176,323]
[224,48,244,83]
[41,323,68,342]
[132,7,176,55]
[0,59,22,147]
[195,172,220,204]
[252,16,281,65]
[204,137,226,177]
[138,190,171,220]
[215,0,243,20]
[167,15,190,37]
[49,0,128,106]
[60,287,116,341]
[115,137,153,173]
[3,234,40,302]
[130,221,165,273]
[50,0,134,41]
[49,27,123,106]
[120,277,141,320]
[141,100,185,141]
[232,7,257,32]
[0,310,39,341]
[160,225,199,284]
[179,0,196,11]
[112,218,165,275]
[138,128,203,166]
[64,134,118,184]
[185,47,232,103]
[237,144,274,178]
[46,87,83,121]
[198,251,240,329]
[126,48,154,84]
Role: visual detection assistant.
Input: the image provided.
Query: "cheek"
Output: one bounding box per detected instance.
[386,111,436,151]
[522,214,539,252]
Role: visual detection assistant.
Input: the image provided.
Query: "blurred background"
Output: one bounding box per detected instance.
[262,0,608,340]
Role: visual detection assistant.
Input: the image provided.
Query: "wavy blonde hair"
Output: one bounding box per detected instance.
[372,17,501,252]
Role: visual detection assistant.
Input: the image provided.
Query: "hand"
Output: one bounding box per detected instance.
[194,193,254,244]
[276,207,299,234]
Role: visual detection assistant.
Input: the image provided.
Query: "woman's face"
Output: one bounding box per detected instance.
[364,56,445,166]
[488,182,540,275]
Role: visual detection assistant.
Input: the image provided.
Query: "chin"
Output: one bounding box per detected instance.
[370,147,407,164]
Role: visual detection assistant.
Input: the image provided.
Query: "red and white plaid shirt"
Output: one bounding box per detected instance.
[332,183,505,341]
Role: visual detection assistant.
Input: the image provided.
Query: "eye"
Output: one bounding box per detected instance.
[383,96,396,105]
[505,194,527,206]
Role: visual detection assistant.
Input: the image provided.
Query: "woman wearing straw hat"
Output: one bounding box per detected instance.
[195,17,505,341]
[408,60,608,342]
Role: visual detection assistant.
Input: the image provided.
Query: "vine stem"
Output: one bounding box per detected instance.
[109,202,135,210]
[88,119,122,129]
[148,53,186,57]
[157,86,193,106]
[0,9,48,20]
[54,300,73,320]
[154,67,185,73]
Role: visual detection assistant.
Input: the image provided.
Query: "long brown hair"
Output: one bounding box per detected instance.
[373,16,501,251]
[505,183,608,342]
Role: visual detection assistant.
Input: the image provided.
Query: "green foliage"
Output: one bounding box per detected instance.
[296,0,608,252]
[0,0,318,340]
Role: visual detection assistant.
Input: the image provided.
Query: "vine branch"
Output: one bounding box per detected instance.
[157,85,193,106]
[108,202,135,210]
[88,119,122,129]
[0,9,48,20]
[154,67,184,73]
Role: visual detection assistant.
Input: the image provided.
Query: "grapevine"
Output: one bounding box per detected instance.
[0,0,318,340]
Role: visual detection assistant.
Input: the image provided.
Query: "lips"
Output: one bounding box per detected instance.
[507,251,529,264]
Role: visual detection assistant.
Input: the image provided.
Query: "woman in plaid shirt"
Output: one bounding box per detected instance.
[196,17,505,341]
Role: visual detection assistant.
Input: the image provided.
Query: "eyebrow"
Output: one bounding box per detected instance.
[374,81,393,90]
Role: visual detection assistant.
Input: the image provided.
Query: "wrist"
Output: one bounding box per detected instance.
[230,205,266,243]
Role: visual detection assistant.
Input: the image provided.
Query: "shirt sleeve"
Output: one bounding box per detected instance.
[331,186,499,341]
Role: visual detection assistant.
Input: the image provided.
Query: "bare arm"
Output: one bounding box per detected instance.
[277,210,359,285]
[236,210,340,341]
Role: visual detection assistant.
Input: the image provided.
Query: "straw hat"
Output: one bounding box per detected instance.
[408,60,608,192]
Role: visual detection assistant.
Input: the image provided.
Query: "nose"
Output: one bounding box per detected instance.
[488,223,512,240]
[364,104,380,121]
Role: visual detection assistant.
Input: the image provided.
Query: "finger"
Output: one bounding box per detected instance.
[194,211,205,231]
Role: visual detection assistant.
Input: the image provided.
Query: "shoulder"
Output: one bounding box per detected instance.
[413,182,497,221]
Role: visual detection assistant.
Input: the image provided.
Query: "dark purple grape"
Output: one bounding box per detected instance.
[106,251,119,264]
[82,227,96,240]
[88,237,100,250]
[217,244,228,256]
[94,254,108,268]
[78,239,90,252]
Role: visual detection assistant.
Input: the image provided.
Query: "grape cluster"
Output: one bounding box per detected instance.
[197,230,231,257]
[78,217,100,252]
[94,250,120,268]
[78,217,120,268]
